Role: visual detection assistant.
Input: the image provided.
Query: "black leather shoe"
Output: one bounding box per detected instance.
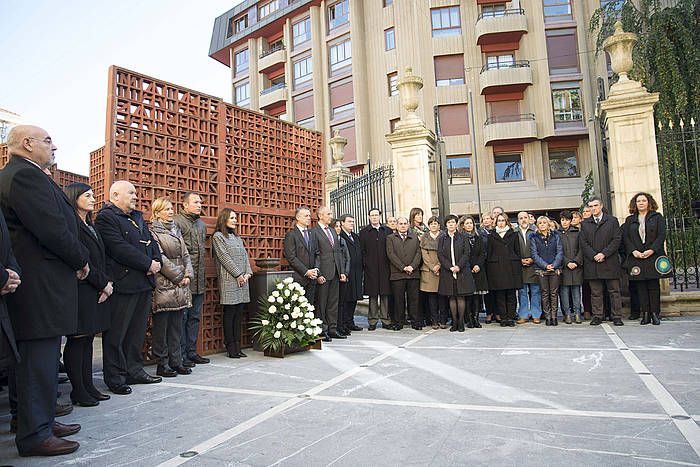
[500,321,508,327]
[651,312,661,325]
[109,385,132,395]
[321,334,332,342]
[58,376,69,384]
[590,317,602,326]
[368,324,376,331]
[55,401,73,417]
[71,397,99,407]
[189,354,210,364]
[156,366,177,378]
[337,328,350,336]
[393,325,403,331]
[545,319,552,326]
[350,325,363,331]
[328,332,347,339]
[613,318,624,326]
[18,435,80,457]
[237,351,247,358]
[173,366,192,375]
[53,421,81,438]
[182,359,196,368]
[126,373,162,384]
[507,321,516,327]
[88,390,110,401]
[227,352,240,358]
[412,325,423,330]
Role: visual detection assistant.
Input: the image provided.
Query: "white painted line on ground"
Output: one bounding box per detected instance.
[156,331,432,466]
[328,344,700,351]
[602,323,700,460]
[159,381,295,399]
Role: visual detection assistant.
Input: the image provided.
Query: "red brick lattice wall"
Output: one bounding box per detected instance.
[90,66,324,354]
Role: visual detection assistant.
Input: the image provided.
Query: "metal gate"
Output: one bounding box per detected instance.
[329,161,395,228]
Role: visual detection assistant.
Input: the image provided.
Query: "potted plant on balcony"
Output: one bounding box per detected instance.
[250,277,323,358]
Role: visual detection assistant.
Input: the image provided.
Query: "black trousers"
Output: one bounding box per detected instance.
[152,310,184,368]
[223,303,245,350]
[426,292,448,324]
[633,279,661,316]
[13,336,61,453]
[492,289,517,321]
[484,292,496,317]
[342,300,358,329]
[391,279,420,325]
[316,276,339,333]
[102,290,152,388]
[538,273,561,320]
[589,279,622,319]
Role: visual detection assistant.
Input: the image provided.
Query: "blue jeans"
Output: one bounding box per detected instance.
[518,283,542,319]
[181,293,204,359]
[560,285,582,317]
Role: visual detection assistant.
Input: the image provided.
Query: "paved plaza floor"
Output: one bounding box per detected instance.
[1,317,699,466]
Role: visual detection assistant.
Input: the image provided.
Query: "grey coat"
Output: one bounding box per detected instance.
[386,232,422,281]
[559,227,583,286]
[212,231,253,305]
[175,212,207,294]
[516,226,538,284]
[150,220,194,313]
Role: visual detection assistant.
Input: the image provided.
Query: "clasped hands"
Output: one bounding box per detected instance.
[633,249,654,259]
[1,269,21,295]
[236,274,251,287]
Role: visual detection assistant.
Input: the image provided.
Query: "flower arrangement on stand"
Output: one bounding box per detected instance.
[250,277,323,356]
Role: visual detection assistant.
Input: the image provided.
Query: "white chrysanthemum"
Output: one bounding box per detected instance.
[284,289,290,297]
[261,319,269,326]
[282,314,289,320]
[298,325,305,331]
[283,277,293,284]
[268,305,277,313]
[299,296,308,303]
[276,322,283,329]
[290,322,297,329]
[284,304,291,310]
[272,291,280,298]
[274,330,281,338]
[307,305,315,312]
[303,318,310,324]
[276,283,284,290]
[313,327,322,335]
[276,297,283,304]
[306,328,313,335]
[293,306,300,314]
[291,294,299,302]
[267,296,275,303]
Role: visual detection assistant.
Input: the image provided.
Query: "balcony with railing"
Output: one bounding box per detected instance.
[479,60,533,94]
[483,113,537,145]
[259,82,287,109]
[475,9,528,46]
[259,43,286,74]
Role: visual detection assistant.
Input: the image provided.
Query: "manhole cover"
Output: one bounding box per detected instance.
[671,415,691,420]
[180,451,198,458]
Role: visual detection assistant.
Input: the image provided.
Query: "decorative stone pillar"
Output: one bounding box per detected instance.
[385,68,437,217]
[325,130,351,204]
[600,22,662,219]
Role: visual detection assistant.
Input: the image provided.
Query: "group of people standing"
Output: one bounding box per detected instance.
[284,194,668,339]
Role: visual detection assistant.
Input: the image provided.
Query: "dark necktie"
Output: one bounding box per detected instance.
[325,227,334,246]
[303,228,309,246]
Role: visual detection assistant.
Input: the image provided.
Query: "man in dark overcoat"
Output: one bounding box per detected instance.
[359,208,393,330]
[283,206,319,304]
[579,196,624,326]
[338,214,363,334]
[386,217,422,330]
[313,206,347,340]
[95,181,163,395]
[0,125,89,457]
[0,209,21,372]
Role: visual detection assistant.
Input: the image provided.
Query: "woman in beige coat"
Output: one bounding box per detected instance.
[420,216,446,329]
[150,197,194,378]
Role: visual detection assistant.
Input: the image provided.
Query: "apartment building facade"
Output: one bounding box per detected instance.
[209,0,613,214]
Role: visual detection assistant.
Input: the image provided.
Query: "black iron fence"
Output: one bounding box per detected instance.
[657,117,700,290]
[329,162,395,228]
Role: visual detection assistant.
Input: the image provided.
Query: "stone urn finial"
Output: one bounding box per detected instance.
[329,129,347,168]
[397,67,424,126]
[603,21,638,82]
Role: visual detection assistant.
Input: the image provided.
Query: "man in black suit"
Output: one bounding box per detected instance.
[313,206,347,341]
[95,181,163,395]
[338,214,363,334]
[0,125,88,457]
[359,209,393,330]
[0,210,21,368]
[283,206,319,304]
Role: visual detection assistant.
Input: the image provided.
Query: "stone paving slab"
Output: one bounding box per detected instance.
[0,317,698,466]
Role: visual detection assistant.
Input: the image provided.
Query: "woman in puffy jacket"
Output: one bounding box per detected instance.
[149,197,194,377]
[529,216,564,326]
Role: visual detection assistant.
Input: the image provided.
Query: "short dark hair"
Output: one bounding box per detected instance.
[629,192,659,214]
[559,210,573,221]
[444,214,459,226]
[64,182,94,224]
[295,206,311,218]
[572,211,582,218]
[182,192,200,204]
[588,196,603,206]
[340,214,354,223]
[426,215,440,226]
[368,207,381,216]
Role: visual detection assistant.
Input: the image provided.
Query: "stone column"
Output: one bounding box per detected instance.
[385,68,437,217]
[325,130,351,204]
[600,22,662,218]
